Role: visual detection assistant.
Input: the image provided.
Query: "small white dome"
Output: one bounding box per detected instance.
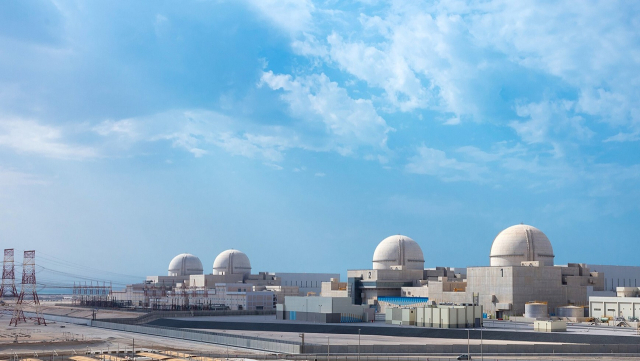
[372,235,425,270]
[168,253,203,277]
[213,249,252,275]
[490,224,555,267]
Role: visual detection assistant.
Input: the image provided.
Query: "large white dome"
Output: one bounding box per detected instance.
[212,249,252,275]
[490,224,555,267]
[372,235,425,270]
[168,253,203,277]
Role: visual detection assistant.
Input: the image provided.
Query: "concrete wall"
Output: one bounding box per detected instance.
[273,272,340,296]
[588,264,640,292]
[91,320,301,354]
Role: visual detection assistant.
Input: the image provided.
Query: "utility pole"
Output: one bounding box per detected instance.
[327,337,330,361]
[132,338,135,360]
[358,328,361,361]
[480,322,483,361]
[467,329,469,356]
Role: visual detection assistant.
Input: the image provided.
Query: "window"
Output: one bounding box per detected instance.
[594,308,601,311]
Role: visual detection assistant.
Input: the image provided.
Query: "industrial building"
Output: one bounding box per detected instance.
[107,223,640,323]
[276,296,374,323]
[108,249,338,310]
[589,286,640,321]
[384,303,483,328]
[337,225,640,320]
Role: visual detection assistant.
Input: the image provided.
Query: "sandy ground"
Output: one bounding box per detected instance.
[31,302,145,320]
[0,319,256,358]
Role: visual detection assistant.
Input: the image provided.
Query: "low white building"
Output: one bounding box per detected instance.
[589,288,640,321]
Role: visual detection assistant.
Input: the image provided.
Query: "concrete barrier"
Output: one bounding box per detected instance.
[297,343,640,355]
[90,320,301,354]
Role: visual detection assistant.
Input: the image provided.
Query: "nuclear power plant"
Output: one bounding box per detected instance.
[3,223,640,359]
[96,223,640,326]
[106,248,339,311]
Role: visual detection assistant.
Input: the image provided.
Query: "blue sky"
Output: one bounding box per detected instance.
[1,1,639,286]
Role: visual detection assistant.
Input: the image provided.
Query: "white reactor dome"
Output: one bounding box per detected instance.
[490,224,555,267]
[168,253,203,277]
[212,249,252,275]
[372,235,425,270]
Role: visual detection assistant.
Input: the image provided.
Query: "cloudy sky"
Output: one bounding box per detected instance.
[1,1,639,285]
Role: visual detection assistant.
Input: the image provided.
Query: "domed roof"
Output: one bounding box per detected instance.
[490,224,555,266]
[168,253,203,277]
[372,235,425,270]
[212,249,252,275]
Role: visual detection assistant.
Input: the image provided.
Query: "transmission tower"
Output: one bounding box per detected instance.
[0,249,18,300]
[10,250,46,326]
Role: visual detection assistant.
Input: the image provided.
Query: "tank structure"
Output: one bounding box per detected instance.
[524,302,548,319]
[556,305,585,318]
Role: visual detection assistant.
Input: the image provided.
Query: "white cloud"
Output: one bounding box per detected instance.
[406,145,486,182]
[244,0,315,34]
[94,110,291,162]
[509,100,594,150]
[0,118,97,160]
[93,94,391,165]
[314,172,325,177]
[604,131,640,143]
[327,32,430,112]
[269,0,640,143]
[260,71,393,156]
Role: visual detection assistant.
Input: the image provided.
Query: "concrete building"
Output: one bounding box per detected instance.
[272,272,340,296]
[345,235,464,307]
[110,249,337,310]
[277,296,373,323]
[587,265,640,293]
[342,226,611,320]
[426,225,605,318]
[589,286,640,320]
[385,304,483,328]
